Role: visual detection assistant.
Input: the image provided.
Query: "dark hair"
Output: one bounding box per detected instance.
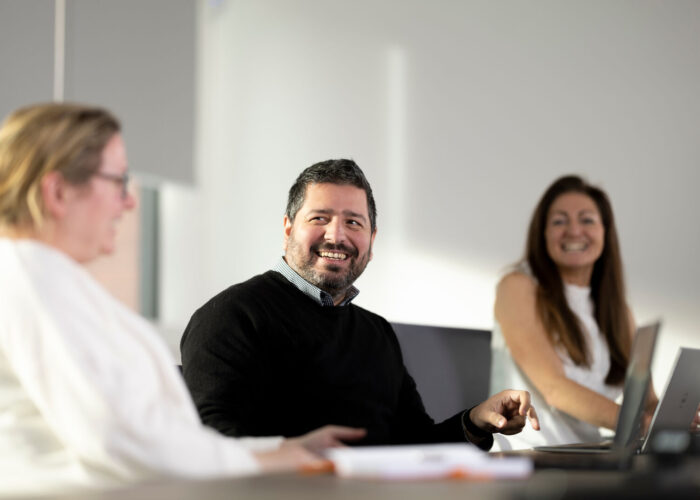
[285,159,377,232]
[525,175,631,385]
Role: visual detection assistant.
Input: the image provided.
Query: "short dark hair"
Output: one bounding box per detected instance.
[285,159,377,232]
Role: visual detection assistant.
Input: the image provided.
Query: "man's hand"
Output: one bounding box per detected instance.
[469,390,540,435]
[254,425,366,473]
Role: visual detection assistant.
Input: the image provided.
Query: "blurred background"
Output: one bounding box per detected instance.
[2,0,698,391]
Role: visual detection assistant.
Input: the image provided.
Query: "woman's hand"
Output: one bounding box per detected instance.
[286,425,366,454]
[691,403,700,433]
[254,425,366,473]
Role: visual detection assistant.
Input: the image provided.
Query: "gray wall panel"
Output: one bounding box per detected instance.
[64,0,196,184]
[0,0,54,121]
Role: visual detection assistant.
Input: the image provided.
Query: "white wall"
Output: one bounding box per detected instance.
[160,0,700,390]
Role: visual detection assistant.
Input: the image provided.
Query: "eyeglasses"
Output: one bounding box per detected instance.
[93,171,130,199]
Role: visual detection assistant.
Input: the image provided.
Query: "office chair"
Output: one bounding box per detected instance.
[392,322,491,422]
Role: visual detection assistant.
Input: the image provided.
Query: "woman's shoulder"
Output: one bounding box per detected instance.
[497,269,537,295]
[495,270,539,323]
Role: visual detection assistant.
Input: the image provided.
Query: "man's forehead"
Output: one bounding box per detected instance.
[301,183,369,212]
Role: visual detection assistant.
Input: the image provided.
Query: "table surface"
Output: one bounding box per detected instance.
[36,454,699,500]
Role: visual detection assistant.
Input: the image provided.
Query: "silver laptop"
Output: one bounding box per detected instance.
[641,347,700,453]
[534,321,660,455]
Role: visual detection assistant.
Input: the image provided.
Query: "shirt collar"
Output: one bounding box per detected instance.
[273,257,360,307]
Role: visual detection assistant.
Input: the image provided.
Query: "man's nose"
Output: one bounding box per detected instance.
[324,218,346,244]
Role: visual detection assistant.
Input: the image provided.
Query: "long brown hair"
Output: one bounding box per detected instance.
[525,175,631,385]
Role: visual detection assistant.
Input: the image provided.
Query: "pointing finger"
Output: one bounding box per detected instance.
[527,406,540,431]
[519,391,532,416]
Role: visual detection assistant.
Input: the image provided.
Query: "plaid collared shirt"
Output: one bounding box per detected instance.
[272,257,359,307]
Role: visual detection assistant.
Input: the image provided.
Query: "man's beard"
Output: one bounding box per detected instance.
[286,238,371,296]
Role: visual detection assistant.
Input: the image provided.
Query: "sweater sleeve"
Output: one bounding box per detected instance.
[388,324,493,450]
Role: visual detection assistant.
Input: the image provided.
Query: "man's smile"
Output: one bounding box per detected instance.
[317,250,348,260]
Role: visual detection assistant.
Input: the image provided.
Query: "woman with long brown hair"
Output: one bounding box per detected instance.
[490,175,655,450]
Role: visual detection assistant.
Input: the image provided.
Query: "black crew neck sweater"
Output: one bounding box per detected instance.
[181,271,476,446]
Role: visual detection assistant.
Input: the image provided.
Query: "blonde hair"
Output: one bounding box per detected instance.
[0,102,120,229]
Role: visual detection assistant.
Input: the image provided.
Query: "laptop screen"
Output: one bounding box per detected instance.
[613,321,660,450]
[642,347,700,452]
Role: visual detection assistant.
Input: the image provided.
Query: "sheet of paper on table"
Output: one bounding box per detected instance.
[327,443,533,480]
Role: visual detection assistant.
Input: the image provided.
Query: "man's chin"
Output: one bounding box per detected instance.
[311,260,349,276]
[313,273,353,294]
[315,274,347,290]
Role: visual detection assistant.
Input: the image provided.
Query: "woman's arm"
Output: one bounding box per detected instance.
[495,272,620,430]
[627,308,659,431]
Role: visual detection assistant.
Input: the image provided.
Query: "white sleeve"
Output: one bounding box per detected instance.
[3,248,277,481]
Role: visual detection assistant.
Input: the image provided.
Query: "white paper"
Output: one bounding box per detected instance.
[327,443,533,480]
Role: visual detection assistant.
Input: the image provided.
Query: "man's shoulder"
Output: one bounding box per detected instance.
[195,271,290,312]
[182,271,295,343]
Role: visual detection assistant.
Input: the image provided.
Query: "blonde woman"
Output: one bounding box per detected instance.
[0,103,363,496]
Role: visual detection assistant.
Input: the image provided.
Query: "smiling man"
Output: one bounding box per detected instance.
[180,159,538,449]
[283,175,375,306]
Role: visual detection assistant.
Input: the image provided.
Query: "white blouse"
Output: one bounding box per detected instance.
[490,276,622,450]
[0,239,280,496]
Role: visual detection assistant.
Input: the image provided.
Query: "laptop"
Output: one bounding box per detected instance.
[533,321,659,455]
[641,347,700,453]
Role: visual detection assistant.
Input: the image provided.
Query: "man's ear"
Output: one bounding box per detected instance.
[40,171,69,219]
[283,215,292,252]
[369,227,377,262]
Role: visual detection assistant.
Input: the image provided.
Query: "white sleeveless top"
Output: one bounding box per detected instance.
[490,273,622,451]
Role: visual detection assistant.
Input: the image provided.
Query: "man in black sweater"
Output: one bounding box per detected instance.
[181,159,539,450]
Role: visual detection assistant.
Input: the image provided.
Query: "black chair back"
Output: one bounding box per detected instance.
[392,322,491,421]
